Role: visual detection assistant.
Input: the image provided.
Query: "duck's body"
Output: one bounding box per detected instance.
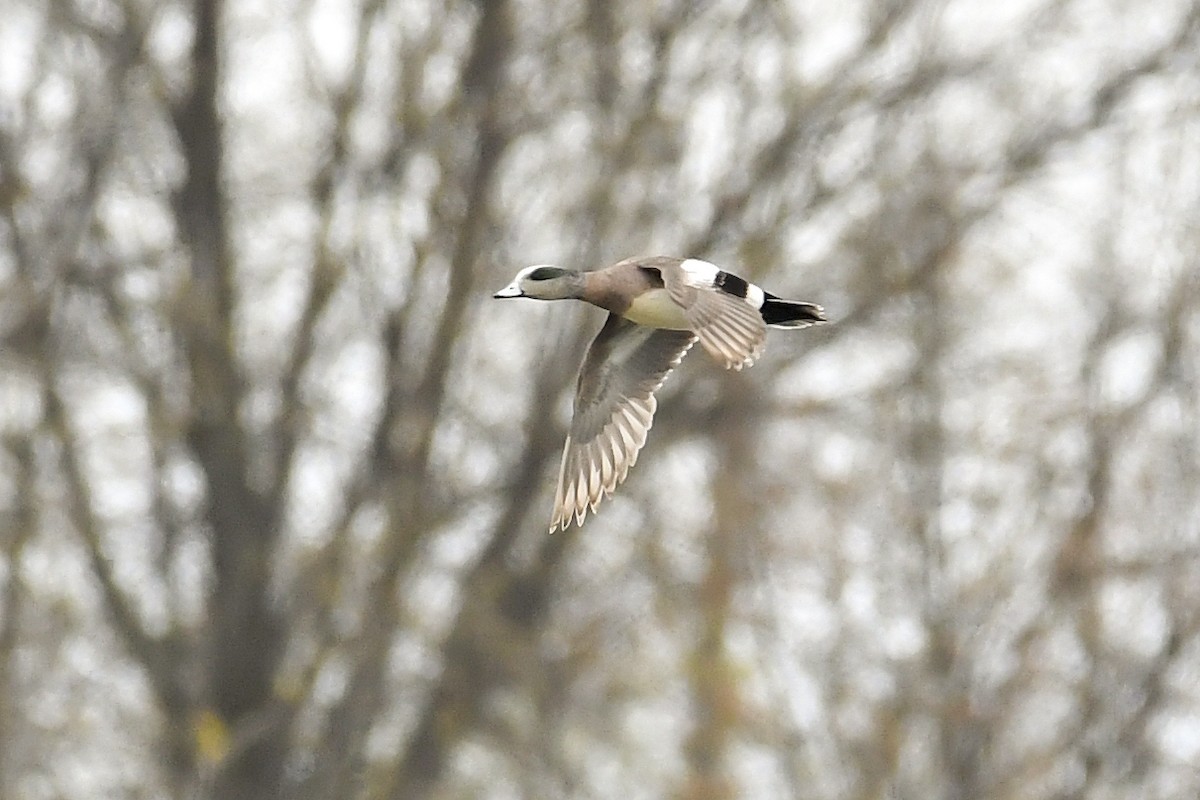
[494,256,826,532]
[616,285,693,329]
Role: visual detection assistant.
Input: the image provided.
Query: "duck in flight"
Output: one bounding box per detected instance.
[494,256,826,532]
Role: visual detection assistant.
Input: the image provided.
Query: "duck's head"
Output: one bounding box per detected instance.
[493,265,583,301]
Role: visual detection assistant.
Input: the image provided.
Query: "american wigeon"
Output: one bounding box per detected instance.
[495,256,826,532]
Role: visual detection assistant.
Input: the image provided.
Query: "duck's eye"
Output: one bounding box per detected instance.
[527,267,566,281]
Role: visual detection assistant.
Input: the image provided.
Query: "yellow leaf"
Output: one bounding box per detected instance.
[193,708,231,766]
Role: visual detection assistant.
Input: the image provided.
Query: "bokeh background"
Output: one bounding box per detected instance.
[2,0,1199,798]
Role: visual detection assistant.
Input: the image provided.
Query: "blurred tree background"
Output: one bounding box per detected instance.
[2,0,1199,798]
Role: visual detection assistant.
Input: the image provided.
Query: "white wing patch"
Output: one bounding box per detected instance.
[681,258,766,309]
[679,258,720,287]
[745,282,765,309]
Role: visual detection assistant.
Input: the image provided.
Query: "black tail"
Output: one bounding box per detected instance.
[760,293,827,328]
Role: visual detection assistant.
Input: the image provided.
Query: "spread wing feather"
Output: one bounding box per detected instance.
[551,315,696,532]
[658,267,767,369]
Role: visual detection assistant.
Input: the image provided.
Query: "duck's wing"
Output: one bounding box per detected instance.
[551,314,696,532]
[657,260,767,370]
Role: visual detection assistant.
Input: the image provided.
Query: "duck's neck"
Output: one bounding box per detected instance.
[579,269,627,314]
[561,270,588,299]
